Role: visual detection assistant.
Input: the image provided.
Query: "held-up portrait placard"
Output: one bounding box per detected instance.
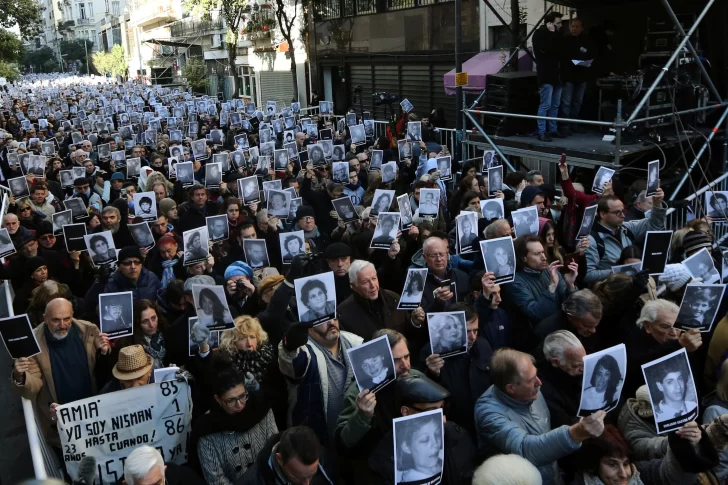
[371,212,400,250]
[641,347,698,434]
[481,237,516,285]
[512,206,539,237]
[239,176,260,205]
[294,272,337,326]
[183,227,210,266]
[674,283,726,332]
[682,247,721,284]
[592,167,615,195]
[206,214,229,242]
[57,380,192,484]
[398,194,414,231]
[640,230,672,275]
[0,314,41,359]
[99,292,134,339]
[0,227,16,259]
[576,205,598,241]
[456,212,478,254]
[646,160,660,198]
[427,311,468,358]
[280,230,306,265]
[63,223,88,253]
[371,189,395,216]
[191,284,235,331]
[578,344,626,417]
[480,198,504,221]
[128,222,156,250]
[706,191,728,221]
[332,196,359,224]
[393,408,444,485]
[398,268,428,310]
[84,231,117,266]
[347,335,396,393]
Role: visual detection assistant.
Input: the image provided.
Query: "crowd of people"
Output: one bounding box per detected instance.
[5,73,728,485]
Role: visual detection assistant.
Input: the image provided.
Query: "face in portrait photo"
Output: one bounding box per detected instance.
[393,410,444,485]
[206,215,229,242]
[192,284,235,331]
[84,232,117,265]
[457,213,478,254]
[512,207,539,237]
[332,197,358,222]
[267,190,290,218]
[418,189,440,217]
[347,335,396,393]
[642,349,698,433]
[371,212,400,249]
[129,222,155,249]
[482,236,516,284]
[371,190,394,215]
[98,292,134,339]
[183,227,210,265]
[239,176,260,204]
[294,272,337,326]
[399,268,427,309]
[579,344,626,415]
[243,239,270,268]
[675,284,725,332]
[480,199,504,221]
[381,162,397,184]
[280,231,305,263]
[52,210,73,235]
[682,248,721,284]
[427,311,467,357]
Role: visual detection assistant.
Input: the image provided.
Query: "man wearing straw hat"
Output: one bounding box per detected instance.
[100,345,154,393]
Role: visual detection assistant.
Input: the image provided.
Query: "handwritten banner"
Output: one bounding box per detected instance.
[57,380,192,484]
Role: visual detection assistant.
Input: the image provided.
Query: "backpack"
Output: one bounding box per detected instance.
[591,225,636,260]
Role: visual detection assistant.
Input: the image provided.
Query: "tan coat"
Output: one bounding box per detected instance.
[11,318,100,447]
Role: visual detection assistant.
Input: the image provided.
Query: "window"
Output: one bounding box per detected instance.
[79,3,86,19]
[238,66,257,102]
[104,0,109,12]
[112,1,119,16]
[88,2,93,17]
[91,29,96,41]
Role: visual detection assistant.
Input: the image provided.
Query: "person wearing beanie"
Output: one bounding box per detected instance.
[159,197,178,226]
[584,186,667,285]
[617,384,667,460]
[682,230,713,258]
[71,176,102,213]
[108,171,125,203]
[35,221,57,250]
[293,204,331,253]
[368,374,477,485]
[300,166,344,236]
[103,246,161,301]
[324,242,353,304]
[13,256,52,315]
[223,261,259,317]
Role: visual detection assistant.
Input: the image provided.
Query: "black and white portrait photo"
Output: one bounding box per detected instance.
[183,227,210,266]
[347,335,396,393]
[592,167,615,195]
[307,144,326,166]
[128,222,155,250]
[279,230,306,264]
[482,150,496,170]
[578,344,626,416]
[480,199,504,221]
[398,268,428,310]
[406,121,422,142]
[0,228,16,259]
[346,112,357,126]
[191,139,207,160]
[393,409,444,485]
[191,284,235,331]
[26,155,46,176]
[267,189,291,218]
[611,262,642,276]
[332,162,349,183]
[126,157,141,178]
[239,176,260,205]
[437,156,452,181]
[641,348,698,434]
[256,155,270,173]
[371,212,400,250]
[84,231,117,265]
[318,140,333,160]
[371,189,395,216]
[576,205,598,241]
[260,141,276,160]
[63,197,88,220]
[133,192,157,221]
[213,153,230,173]
[274,149,289,171]
[364,120,375,139]
[205,162,222,189]
[370,150,383,170]
[288,197,302,221]
[512,207,539,237]
[210,129,224,145]
[62,223,87,252]
[646,160,660,197]
[397,140,412,161]
[294,272,337,326]
[350,124,366,146]
[206,214,229,242]
[111,150,126,166]
[8,176,29,200]
[98,291,134,339]
[641,231,673,275]
[706,192,728,220]
[332,196,359,223]
[675,284,725,332]
[52,210,73,236]
[457,212,478,254]
[41,141,55,157]
[399,98,414,114]
[176,161,194,186]
[418,188,440,217]
[487,165,503,197]
[230,150,246,170]
[480,236,516,284]
[243,239,270,268]
[397,194,414,230]
[262,180,282,202]
[381,162,397,184]
[331,144,345,162]
[428,311,467,358]
[98,143,111,159]
[682,248,721,284]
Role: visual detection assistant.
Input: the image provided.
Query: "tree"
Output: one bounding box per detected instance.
[91,45,128,79]
[60,39,93,72]
[183,58,208,93]
[185,0,248,97]
[0,29,25,63]
[0,61,20,81]
[21,47,59,73]
[272,0,300,101]
[0,0,41,38]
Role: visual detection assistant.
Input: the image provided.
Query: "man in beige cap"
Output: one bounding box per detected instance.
[100,345,154,394]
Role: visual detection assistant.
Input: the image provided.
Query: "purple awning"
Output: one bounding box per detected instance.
[444,50,534,95]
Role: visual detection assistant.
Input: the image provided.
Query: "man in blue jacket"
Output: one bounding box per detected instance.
[104,246,162,301]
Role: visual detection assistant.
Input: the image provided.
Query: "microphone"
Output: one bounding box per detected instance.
[73,456,97,485]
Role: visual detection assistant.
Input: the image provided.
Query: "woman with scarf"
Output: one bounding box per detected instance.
[145,233,186,287]
[191,361,278,485]
[225,197,246,234]
[13,256,53,315]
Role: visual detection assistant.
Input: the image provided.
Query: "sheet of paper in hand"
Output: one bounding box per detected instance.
[674,283,726,332]
[576,205,598,241]
[640,230,673,275]
[191,284,235,331]
[706,191,728,221]
[57,380,192,483]
[370,212,400,250]
[456,212,478,254]
[427,311,468,358]
[682,247,721,284]
[578,344,626,417]
[63,223,88,252]
[398,268,428,310]
[294,272,337,326]
[99,291,134,339]
[0,227,16,259]
[641,347,698,434]
[646,160,660,198]
[347,334,397,393]
[0,314,41,358]
[393,409,444,485]
[592,167,615,195]
[480,236,516,284]
[511,206,539,238]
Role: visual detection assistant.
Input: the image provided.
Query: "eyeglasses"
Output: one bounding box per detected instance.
[120,260,143,267]
[19,206,31,212]
[39,234,55,241]
[301,216,315,222]
[425,252,448,260]
[223,391,249,406]
[607,209,624,216]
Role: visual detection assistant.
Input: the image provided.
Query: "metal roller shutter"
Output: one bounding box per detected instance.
[258,70,296,106]
[432,63,458,126]
[400,65,431,117]
[373,65,399,119]
[349,65,375,115]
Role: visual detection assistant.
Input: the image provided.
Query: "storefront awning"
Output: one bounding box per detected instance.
[443,50,534,95]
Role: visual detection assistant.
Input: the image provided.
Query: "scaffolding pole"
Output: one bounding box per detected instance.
[464,110,517,172]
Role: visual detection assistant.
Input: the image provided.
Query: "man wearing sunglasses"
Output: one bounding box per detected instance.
[103,246,161,301]
[584,187,666,285]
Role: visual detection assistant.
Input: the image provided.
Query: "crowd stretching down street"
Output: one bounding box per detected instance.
[4,72,728,485]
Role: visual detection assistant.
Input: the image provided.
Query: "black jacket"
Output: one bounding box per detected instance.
[533,25,563,85]
[337,290,410,342]
[561,33,594,84]
[536,354,582,429]
[420,267,470,313]
[177,200,219,234]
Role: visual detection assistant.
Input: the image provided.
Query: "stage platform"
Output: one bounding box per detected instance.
[465,128,714,169]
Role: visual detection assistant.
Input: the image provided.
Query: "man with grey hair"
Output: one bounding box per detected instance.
[526,170,544,186]
[625,190,654,222]
[535,289,603,353]
[336,259,411,341]
[484,218,512,239]
[538,330,587,428]
[11,298,106,448]
[625,299,702,398]
[475,348,605,485]
[123,445,206,484]
[95,204,136,247]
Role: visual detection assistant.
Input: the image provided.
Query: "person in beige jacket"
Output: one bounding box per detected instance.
[11,298,109,448]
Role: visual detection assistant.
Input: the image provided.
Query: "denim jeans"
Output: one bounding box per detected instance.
[538,84,562,134]
[560,81,587,127]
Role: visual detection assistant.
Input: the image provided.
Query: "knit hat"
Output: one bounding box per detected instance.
[224,261,254,280]
[324,242,352,260]
[73,177,89,187]
[112,345,153,381]
[158,199,175,217]
[538,217,550,235]
[14,227,36,247]
[36,221,54,238]
[26,256,47,276]
[682,230,712,257]
[633,385,654,418]
[659,263,692,292]
[110,172,125,181]
[296,205,316,222]
[118,246,142,263]
[183,274,216,292]
[520,186,543,207]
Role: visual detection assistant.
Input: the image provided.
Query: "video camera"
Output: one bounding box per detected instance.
[372,92,398,106]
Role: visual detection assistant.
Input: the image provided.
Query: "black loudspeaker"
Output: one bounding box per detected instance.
[481,72,539,136]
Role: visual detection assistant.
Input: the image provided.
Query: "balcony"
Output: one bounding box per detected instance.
[128,0,178,28]
[76,18,93,25]
[169,14,223,37]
